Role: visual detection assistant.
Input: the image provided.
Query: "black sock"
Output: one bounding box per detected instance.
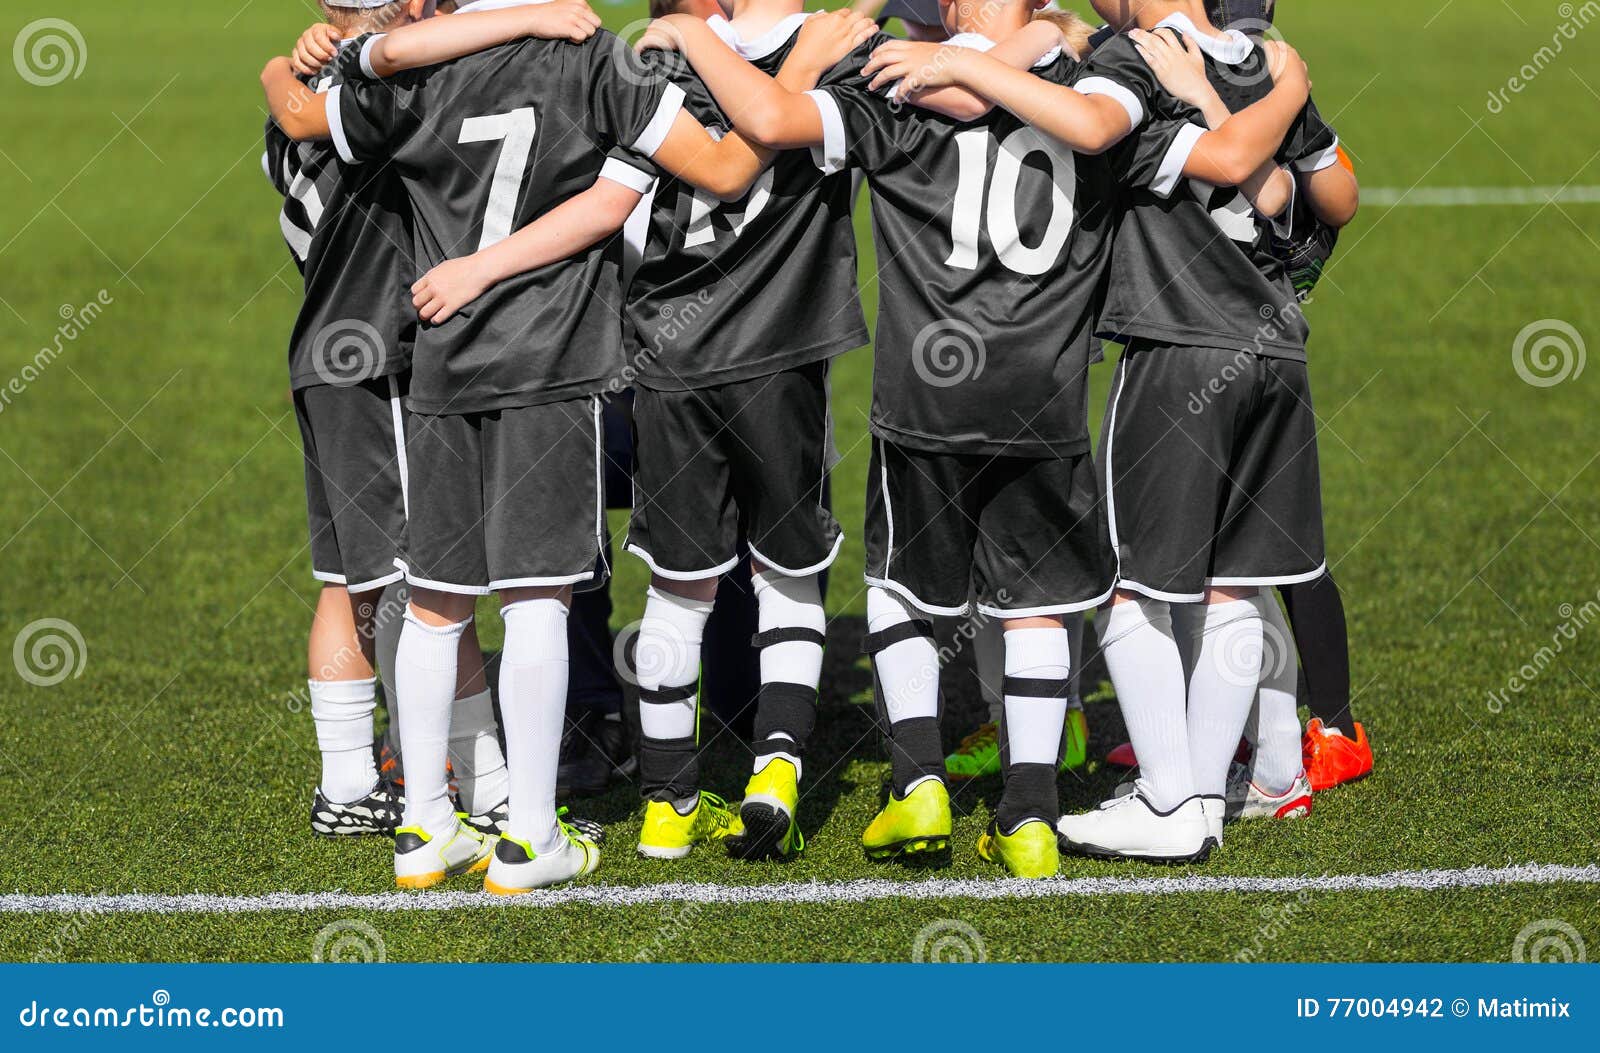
[1280,574,1353,733]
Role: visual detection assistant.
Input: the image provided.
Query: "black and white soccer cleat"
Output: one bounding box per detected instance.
[310,781,403,837]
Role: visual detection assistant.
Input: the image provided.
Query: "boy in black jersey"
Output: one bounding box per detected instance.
[883,0,1336,862]
[262,0,799,892]
[263,0,520,845]
[652,0,1309,876]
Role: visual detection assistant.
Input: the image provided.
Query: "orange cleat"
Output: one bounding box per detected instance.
[1302,718,1373,791]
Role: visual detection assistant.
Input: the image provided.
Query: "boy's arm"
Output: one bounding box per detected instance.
[899,21,1071,120]
[362,0,601,77]
[861,45,1136,154]
[1302,156,1358,227]
[1172,46,1311,187]
[411,172,644,324]
[1131,29,1291,215]
[261,56,331,140]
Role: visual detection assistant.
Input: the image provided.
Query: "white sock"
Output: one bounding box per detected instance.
[974,615,1005,726]
[309,677,379,804]
[394,612,468,838]
[867,587,941,792]
[1002,627,1072,766]
[751,570,826,778]
[1185,597,1265,799]
[1101,598,1194,811]
[447,688,509,815]
[636,586,712,744]
[1248,595,1303,794]
[499,598,570,853]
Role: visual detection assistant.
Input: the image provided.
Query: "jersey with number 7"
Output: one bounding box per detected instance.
[327,31,686,416]
[808,49,1195,459]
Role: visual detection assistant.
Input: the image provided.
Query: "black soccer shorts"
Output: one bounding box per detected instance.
[399,396,608,595]
[295,374,409,593]
[1100,341,1327,601]
[625,362,843,580]
[863,438,1115,618]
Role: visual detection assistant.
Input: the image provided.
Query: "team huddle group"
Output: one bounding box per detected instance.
[261,0,1376,893]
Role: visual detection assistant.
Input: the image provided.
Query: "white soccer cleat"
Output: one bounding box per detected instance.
[392,820,494,890]
[1225,763,1313,821]
[1057,788,1214,863]
[483,826,600,895]
[1200,795,1225,847]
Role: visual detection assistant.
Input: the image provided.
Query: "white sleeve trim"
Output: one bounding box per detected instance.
[1150,121,1205,199]
[359,34,387,79]
[599,156,655,194]
[326,85,361,165]
[1075,76,1143,129]
[1295,135,1341,172]
[632,82,686,158]
[805,89,848,176]
[260,150,273,184]
[1267,166,1295,236]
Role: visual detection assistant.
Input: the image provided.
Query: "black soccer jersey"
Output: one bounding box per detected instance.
[623,14,868,391]
[263,55,414,391]
[326,27,684,415]
[1076,14,1341,359]
[807,37,1198,458]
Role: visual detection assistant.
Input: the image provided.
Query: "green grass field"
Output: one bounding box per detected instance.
[1,0,1598,962]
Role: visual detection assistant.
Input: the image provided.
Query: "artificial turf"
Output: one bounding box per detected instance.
[0,0,1596,961]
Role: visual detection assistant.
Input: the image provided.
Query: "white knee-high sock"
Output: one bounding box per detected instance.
[395,612,469,838]
[1185,597,1265,799]
[1002,627,1072,766]
[636,586,711,743]
[309,677,379,804]
[751,570,826,778]
[1101,598,1194,811]
[867,587,942,793]
[499,598,570,853]
[447,688,509,815]
[1247,594,1302,794]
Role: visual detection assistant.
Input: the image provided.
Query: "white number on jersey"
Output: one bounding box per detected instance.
[458,108,539,252]
[945,127,1077,277]
[683,168,776,249]
[1187,179,1258,245]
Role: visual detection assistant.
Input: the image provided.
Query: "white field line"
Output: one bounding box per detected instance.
[1364,185,1600,207]
[0,863,1595,916]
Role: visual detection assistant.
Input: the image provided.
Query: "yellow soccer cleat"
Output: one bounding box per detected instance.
[637,792,741,859]
[862,778,951,860]
[977,819,1060,879]
[728,758,804,860]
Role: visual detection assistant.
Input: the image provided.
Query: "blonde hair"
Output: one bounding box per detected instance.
[1034,9,1094,59]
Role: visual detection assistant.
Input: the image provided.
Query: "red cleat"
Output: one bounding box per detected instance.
[1302,718,1373,791]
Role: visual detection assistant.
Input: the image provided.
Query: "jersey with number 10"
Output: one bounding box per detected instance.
[808,46,1194,458]
[328,32,684,415]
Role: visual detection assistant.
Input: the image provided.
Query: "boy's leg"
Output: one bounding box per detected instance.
[476,397,610,891]
[448,621,510,828]
[1182,587,1265,816]
[1232,591,1314,820]
[307,585,383,811]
